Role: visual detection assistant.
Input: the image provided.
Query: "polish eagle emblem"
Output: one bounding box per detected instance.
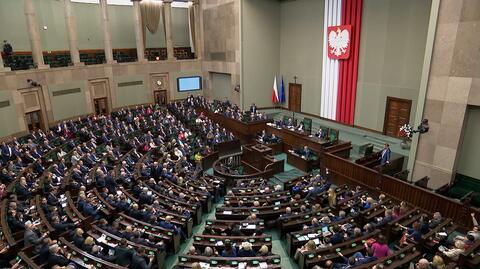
[327,25,351,59]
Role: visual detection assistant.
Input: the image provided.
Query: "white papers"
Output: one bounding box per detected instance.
[246,225,256,229]
[200,262,210,269]
[307,234,317,239]
[313,238,321,245]
[259,262,268,269]
[215,241,224,246]
[223,211,232,215]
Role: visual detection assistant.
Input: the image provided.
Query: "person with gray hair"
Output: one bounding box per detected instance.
[203,246,214,257]
[238,241,255,257]
[415,258,431,269]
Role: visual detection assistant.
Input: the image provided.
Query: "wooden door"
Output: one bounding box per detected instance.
[288,83,302,112]
[93,97,108,115]
[25,110,44,132]
[151,74,169,104]
[383,97,412,137]
[90,79,111,114]
[154,90,167,105]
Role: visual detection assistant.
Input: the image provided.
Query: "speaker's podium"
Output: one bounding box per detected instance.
[286,149,319,172]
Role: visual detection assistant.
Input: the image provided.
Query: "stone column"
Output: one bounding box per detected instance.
[163,0,175,60]
[100,0,115,63]
[192,0,202,60]
[24,0,48,69]
[63,0,82,66]
[411,0,480,189]
[0,55,11,73]
[132,0,146,62]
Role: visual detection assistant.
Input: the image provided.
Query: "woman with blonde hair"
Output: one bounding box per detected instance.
[82,236,95,253]
[191,262,202,269]
[328,188,337,208]
[432,255,445,269]
[258,245,271,256]
[294,240,317,260]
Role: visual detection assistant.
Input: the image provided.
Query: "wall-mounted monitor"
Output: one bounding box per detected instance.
[177,76,202,92]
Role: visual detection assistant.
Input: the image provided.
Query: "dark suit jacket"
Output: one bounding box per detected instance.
[131,252,151,269]
[48,253,70,267]
[380,148,391,165]
[114,246,134,266]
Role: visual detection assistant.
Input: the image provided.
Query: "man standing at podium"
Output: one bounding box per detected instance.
[380,144,391,165]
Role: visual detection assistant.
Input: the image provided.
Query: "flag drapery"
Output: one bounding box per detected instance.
[280,76,286,103]
[271,76,279,103]
[320,0,363,125]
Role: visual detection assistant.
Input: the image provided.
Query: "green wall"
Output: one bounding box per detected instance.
[354,0,431,131]
[0,0,30,51]
[241,0,431,132]
[0,91,21,137]
[241,0,280,109]
[115,75,148,107]
[48,81,88,121]
[211,72,232,101]
[457,107,480,180]
[0,0,190,51]
[279,0,324,115]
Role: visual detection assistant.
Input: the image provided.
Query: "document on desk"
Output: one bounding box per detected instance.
[199,262,210,269]
[222,211,232,215]
[307,233,317,239]
[259,262,268,269]
[246,224,256,229]
[298,236,309,241]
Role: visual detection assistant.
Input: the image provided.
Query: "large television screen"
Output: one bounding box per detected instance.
[177,76,202,92]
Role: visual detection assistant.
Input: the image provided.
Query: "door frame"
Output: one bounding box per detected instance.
[150,73,170,104]
[383,96,412,136]
[89,78,112,114]
[18,86,49,132]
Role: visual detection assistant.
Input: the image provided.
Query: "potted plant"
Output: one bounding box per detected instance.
[398,124,413,149]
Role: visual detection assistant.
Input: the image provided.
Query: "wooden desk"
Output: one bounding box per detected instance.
[266,125,330,153]
[196,107,272,143]
[286,151,319,172]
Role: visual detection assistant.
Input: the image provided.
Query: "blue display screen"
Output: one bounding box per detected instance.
[177,76,202,92]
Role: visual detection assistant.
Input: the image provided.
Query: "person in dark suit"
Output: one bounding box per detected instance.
[296,121,305,132]
[114,238,134,266]
[131,247,155,269]
[250,103,257,114]
[380,143,391,165]
[47,244,71,267]
[298,145,312,159]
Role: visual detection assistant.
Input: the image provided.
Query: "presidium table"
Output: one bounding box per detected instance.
[195,108,352,173]
[195,107,272,143]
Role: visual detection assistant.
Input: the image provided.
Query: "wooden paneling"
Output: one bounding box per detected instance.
[196,107,272,143]
[288,83,302,112]
[324,152,479,229]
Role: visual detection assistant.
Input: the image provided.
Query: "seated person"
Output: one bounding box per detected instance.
[314,128,327,139]
[295,145,314,159]
[296,121,305,132]
[268,133,279,143]
[285,118,295,128]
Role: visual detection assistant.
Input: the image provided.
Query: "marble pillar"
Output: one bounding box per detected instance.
[24,0,48,69]
[132,0,146,62]
[163,0,175,60]
[63,0,82,66]
[100,0,115,63]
